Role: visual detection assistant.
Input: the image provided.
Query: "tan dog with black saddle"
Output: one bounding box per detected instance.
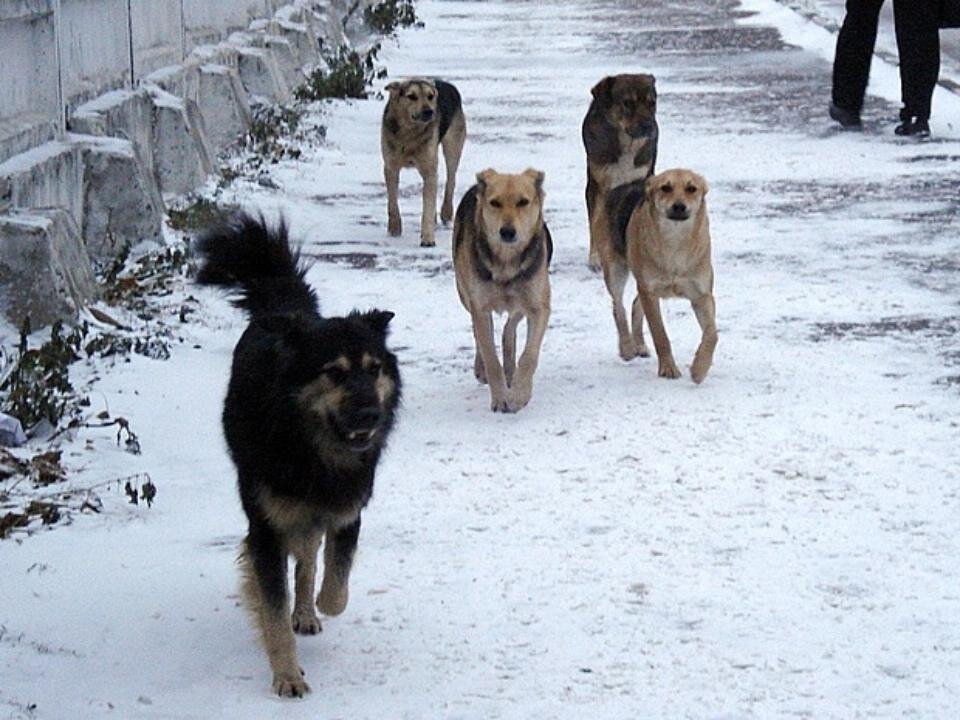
[581,73,659,361]
[382,77,466,247]
[626,168,717,384]
[453,168,553,413]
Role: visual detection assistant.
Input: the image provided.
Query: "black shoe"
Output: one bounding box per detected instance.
[894,117,930,137]
[829,102,861,128]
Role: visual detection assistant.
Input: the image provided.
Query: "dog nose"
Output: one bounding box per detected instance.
[671,202,687,214]
[353,407,381,427]
[419,109,434,120]
[499,226,517,242]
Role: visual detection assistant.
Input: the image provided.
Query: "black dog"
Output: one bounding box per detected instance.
[196,213,401,698]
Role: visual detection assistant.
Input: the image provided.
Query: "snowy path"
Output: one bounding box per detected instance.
[3,1,960,718]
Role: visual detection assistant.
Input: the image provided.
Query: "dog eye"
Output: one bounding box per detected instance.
[661,184,673,193]
[516,198,530,208]
[322,366,346,383]
[427,94,435,101]
[366,359,383,376]
[685,185,697,194]
[407,94,418,101]
[490,199,502,208]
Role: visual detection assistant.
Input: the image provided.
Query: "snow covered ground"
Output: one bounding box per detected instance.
[2,1,960,718]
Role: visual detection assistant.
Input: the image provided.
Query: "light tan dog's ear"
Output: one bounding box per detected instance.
[644,174,659,200]
[591,76,615,102]
[522,168,545,199]
[700,176,710,196]
[476,168,497,194]
[385,81,402,95]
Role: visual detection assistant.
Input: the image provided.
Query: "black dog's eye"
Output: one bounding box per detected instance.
[490,199,503,209]
[661,184,673,194]
[366,359,383,376]
[516,198,530,208]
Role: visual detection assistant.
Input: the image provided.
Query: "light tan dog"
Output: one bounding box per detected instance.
[626,168,717,383]
[381,77,466,247]
[453,168,553,412]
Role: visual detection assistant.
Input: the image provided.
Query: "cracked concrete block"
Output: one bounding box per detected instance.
[193,63,253,155]
[147,87,214,197]
[0,208,97,327]
[72,134,164,268]
[0,141,86,232]
[231,38,292,103]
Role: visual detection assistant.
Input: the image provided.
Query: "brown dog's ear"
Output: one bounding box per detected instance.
[475,168,497,195]
[591,76,616,103]
[385,81,403,95]
[644,174,659,200]
[522,168,545,197]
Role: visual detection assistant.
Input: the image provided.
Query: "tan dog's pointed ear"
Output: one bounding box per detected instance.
[591,76,616,102]
[700,177,710,196]
[522,168,545,198]
[476,168,497,194]
[644,174,658,200]
[385,81,402,94]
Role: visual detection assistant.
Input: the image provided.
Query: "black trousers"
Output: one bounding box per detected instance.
[832,0,884,114]
[832,0,941,120]
[893,0,940,120]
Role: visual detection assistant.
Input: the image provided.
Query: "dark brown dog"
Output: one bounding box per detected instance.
[581,74,659,360]
[381,77,467,247]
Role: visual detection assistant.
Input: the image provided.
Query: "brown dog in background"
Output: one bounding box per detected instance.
[581,73,659,360]
[453,168,553,413]
[381,77,466,247]
[627,168,717,384]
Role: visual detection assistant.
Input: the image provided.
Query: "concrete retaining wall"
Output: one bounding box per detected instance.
[1,0,378,329]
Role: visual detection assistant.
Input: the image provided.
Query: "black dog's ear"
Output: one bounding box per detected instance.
[357,309,395,335]
[591,76,616,103]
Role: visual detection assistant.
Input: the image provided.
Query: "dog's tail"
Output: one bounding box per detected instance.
[195,212,318,318]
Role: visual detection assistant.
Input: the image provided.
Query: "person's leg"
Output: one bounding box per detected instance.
[893,0,940,133]
[831,0,886,123]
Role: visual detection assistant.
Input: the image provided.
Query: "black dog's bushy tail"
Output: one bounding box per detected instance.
[195,212,318,318]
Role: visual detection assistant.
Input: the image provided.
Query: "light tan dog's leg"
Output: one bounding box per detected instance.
[240,538,308,697]
[630,294,650,358]
[471,309,509,411]
[290,530,323,635]
[689,293,717,384]
[384,162,402,237]
[502,311,523,387]
[440,115,465,225]
[507,306,549,412]
[415,153,438,247]
[639,289,680,378]
[318,516,360,617]
[603,258,639,361]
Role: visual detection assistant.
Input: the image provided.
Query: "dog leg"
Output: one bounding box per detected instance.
[586,174,601,271]
[440,115,465,225]
[471,309,509,411]
[603,260,639,361]
[639,290,680,379]
[415,155,438,247]
[241,528,309,698]
[473,349,488,385]
[507,306,549,412]
[502,311,523,388]
[290,530,323,635]
[689,293,718,384]
[630,294,650,358]
[384,163,402,237]
[318,515,360,617]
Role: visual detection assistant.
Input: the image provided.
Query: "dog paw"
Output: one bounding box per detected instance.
[505,386,531,413]
[291,608,322,635]
[588,252,601,273]
[474,355,488,384]
[489,394,512,413]
[420,238,436,248]
[637,343,651,358]
[690,358,712,384]
[658,357,682,379]
[318,582,348,617]
[273,673,311,698]
[619,338,640,361]
[440,202,453,225]
[387,216,402,236]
